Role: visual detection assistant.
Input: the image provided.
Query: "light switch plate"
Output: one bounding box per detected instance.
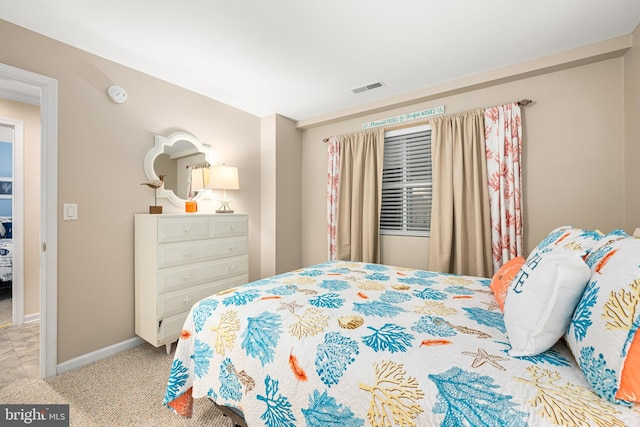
[63,203,78,220]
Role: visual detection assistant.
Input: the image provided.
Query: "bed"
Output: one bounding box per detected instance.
[163,227,640,426]
[0,217,12,289]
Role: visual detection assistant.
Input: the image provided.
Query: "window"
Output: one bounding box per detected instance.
[380,124,432,236]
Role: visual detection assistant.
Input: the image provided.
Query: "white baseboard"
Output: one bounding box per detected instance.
[56,336,145,375]
[24,312,40,324]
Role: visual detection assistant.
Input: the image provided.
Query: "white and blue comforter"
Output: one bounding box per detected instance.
[164,261,640,426]
[0,239,12,283]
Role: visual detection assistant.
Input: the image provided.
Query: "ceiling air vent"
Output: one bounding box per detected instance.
[351,81,384,94]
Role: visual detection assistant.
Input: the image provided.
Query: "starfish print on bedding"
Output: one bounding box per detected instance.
[462,348,509,371]
[277,300,303,314]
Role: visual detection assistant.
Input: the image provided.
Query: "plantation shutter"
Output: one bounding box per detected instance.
[381,125,432,236]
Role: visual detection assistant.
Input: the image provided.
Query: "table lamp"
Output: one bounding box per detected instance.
[188,164,210,212]
[210,164,239,213]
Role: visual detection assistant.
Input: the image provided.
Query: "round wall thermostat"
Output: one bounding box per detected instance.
[107,85,128,103]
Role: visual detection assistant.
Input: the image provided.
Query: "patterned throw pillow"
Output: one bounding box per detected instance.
[528,225,603,260]
[503,250,590,356]
[565,231,640,404]
[489,256,525,311]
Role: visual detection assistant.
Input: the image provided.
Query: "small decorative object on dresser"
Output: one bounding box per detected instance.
[184,200,197,213]
[134,213,248,354]
[140,175,166,214]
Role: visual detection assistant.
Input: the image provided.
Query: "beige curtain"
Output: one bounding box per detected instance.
[336,129,384,263]
[428,110,493,277]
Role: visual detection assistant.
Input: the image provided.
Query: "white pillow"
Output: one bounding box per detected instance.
[503,250,590,356]
[0,222,5,238]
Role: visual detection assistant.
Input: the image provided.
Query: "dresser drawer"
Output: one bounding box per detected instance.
[157,255,248,294]
[212,217,248,237]
[157,311,189,344]
[158,217,211,243]
[158,275,249,319]
[158,236,248,268]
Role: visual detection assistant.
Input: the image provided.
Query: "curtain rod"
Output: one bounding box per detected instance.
[322,99,533,142]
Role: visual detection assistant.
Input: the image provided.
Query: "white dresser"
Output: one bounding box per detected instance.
[134,213,248,353]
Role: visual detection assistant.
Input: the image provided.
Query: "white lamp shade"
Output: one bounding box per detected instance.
[190,167,209,191]
[209,165,239,190]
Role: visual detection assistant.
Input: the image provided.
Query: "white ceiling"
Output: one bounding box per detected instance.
[2,1,640,121]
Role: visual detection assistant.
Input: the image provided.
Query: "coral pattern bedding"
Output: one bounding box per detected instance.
[163,261,640,426]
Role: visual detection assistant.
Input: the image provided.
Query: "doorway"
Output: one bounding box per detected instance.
[0,119,24,328]
[0,62,58,379]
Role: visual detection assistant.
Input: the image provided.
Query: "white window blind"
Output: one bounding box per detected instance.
[381,124,432,236]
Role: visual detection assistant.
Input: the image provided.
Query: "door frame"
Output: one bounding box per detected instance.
[0,62,58,378]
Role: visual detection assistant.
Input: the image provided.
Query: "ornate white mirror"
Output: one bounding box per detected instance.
[143,131,214,207]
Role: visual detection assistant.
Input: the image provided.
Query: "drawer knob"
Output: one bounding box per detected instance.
[183,226,191,234]
[183,296,192,306]
[229,264,235,272]
[184,250,192,258]
[229,224,236,231]
[183,273,192,282]
[229,244,235,252]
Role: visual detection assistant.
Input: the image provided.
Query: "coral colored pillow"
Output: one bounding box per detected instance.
[618,332,640,402]
[490,257,525,311]
[565,233,640,404]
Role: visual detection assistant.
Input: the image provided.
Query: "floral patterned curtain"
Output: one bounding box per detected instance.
[484,103,524,273]
[327,137,340,260]
[186,164,195,199]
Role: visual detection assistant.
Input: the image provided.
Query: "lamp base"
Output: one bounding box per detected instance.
[149,206,163,214]
[216,200,234,214]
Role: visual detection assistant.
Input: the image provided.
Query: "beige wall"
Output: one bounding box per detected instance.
[274,115,302,274]
[260,114,302,276]
[0,20,262,363]
[0,98,40,315]
[260,115,277,276]
[624,23,640,231]
[301,50,630,272]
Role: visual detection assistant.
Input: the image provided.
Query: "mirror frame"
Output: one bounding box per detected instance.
[144,131,214,207]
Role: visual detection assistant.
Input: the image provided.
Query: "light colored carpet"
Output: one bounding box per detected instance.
[0,297,11,326]
[0,343,234,427]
